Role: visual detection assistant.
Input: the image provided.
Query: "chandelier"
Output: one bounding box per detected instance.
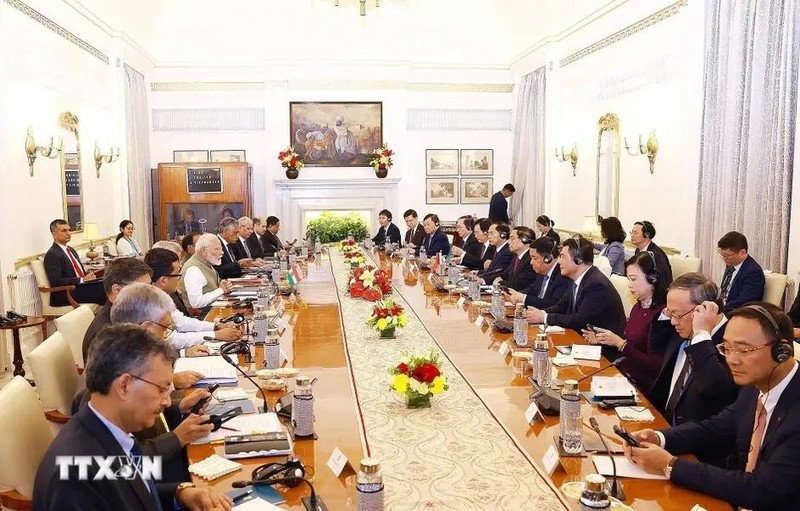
[334,0,380,16]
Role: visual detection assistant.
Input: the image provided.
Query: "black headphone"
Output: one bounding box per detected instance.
[744,304,793,363]
[640,220,654,239]
[252,455,307,488]
[566,236,585,265]
[517,229,534,245]
[641,251,658,285]
[540,237,558,265]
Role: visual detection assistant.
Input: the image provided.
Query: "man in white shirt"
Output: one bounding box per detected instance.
[180,234,233,309]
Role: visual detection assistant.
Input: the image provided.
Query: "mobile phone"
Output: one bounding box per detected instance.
[190,383,219,415]
[613,424,642,448]
[555,345,572,355]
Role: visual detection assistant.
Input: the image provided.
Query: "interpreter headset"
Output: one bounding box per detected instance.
[539,237,558,265]
[640,251,659,285]
[744,304,793,363]
[251,455,308,488]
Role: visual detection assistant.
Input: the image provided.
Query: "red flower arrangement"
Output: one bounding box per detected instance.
[389,351,448,408]
[348,265,392,301]
[278,146,304,171]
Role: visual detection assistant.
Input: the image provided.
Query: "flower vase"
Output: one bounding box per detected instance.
[379,327,396,339]
[286,168,299,179]
[405,391,431,409]
[375,166,388,179]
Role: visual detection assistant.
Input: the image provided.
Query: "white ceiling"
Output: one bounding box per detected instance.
[69,0,617,67]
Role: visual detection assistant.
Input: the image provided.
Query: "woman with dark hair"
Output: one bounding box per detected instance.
[535,215,560,243]
[594,216,626,275]
[582,251,669,390]
[221,207,235,220]
[115,220,142,258]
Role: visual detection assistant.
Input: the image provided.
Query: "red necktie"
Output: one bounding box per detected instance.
[67,248,85,278]
[512,257,520,273]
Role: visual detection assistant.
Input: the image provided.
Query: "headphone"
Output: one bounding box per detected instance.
[566,236,585,265]
[744,304,793,363]
[252,455,307,488]
[540,237,558,265]
[640,220,654,239]
[517,229,534,245]
[641,251,658,285]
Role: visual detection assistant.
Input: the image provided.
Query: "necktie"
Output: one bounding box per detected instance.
[745,398,767,472]
[480,244,487,259]
[242,240,251,258]
[538,275,550,299]
[224,242,233,262]
[511,257,520,276]
[665,341,691,423]
[66,248,85,278]
[720,266,735,301]
[185,222,191,234]
[129,440,163,511]
[569,281,578,313]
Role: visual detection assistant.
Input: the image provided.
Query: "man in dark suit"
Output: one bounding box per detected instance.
[648,274,739,459]
[33,324,232,511]
[173,208,200,237]
[450,216,481,267]
[43,219,107,306]
[236,217,264,260]
[488,183,515,224]
[525,237,626,337]
[419,213,450,257]
[459,218,494,270]
[371,209,402,245]
[717,231,766,313]
[507,236,571,309]
[479,222,514,282]
[402,209,425,249]
[215,217,257,278]
[626,303,800,510]
[631,220,673,286]
[500,226,538,291]
[262,216,285,257]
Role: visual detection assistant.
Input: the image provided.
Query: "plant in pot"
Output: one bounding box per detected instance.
[278,146,304,179]
[306,212,369,244]
[370,143,394,178]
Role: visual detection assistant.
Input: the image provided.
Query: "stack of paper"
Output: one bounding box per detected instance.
[216,388,249,402]
[590,376,636,398]
[189,454,242,480]
[175,355,237,386]
[192,412,285,445]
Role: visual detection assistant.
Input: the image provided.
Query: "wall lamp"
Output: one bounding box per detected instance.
[555,144,579,176]
[25,126,63,176]
[94,143,120,178]
[624,131,658,173]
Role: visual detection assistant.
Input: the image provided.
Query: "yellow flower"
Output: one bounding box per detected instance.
[398,314,407,327]
[392,374,409,394]
[377,317,389,330]
[431,376,446,395]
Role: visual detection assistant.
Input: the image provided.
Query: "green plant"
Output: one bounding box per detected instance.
[305,212,368,244]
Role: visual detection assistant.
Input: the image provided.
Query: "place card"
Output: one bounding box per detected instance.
[457,296,466,308]
[524,401,544,424]
[497,342,510,357]
[275,317,287,333]
[541,444,560,475]
[326,447,350,477]
[570,344,602,361]
[474,315,485,327]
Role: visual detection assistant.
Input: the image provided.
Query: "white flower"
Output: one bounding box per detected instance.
[409,379,430,395]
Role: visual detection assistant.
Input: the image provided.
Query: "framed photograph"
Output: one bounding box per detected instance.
[426,178,459,205]
[187,167,223,194]
[210,150,246,162]
[460,149,493,175]
[460,177,493,204]
[289,101,382,167]
[425,149,459,176]
[173,150,209,163]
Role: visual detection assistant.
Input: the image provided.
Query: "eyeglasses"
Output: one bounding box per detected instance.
[716,342,774,357]
[151,321,175,339]
[717,248,738,261]
[663,307,693,321]
[129,374,174,395]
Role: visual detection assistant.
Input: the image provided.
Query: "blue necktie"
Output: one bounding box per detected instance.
[569,281,578,313]
[129,441,162,511]
[538,275,549,299]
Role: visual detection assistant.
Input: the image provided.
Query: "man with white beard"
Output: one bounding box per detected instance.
[179,233,233,309]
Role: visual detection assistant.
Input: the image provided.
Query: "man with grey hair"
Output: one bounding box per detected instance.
[216,217,255,278]
[239,216,265,259]
[152,240,182,258]
[180,233,233,309]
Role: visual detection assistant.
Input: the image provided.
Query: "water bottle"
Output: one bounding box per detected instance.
[280,255,288,272]
[580,474,611,510]
[257,286,269,309]
[384,237,391,253]
[300,241,308,258]
[102,242,110,258]
[513,304,528,347]
[292,376,315,437]
[560,379,583,454]
[490,282,504,319]
[271,268,281,284]
[264,328,280,369]
[419,245,427,265]
[314,235,322,254]
[253,315,267,345]
[448,264,459,285]
[533,333,551,386]
[356,458,384,511]
[437,257,447,277]
[468,273,481,301]
[289,252,297,267]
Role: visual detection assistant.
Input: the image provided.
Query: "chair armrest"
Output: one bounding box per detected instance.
[0,489,32,510]
[44,410,70,424]
[39,284,80,308]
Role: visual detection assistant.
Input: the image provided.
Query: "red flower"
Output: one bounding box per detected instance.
[397,363,408,374]
[411,362,440,384]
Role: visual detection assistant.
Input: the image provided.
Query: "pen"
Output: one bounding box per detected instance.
[218,426,240,432]
[232,489,252,503]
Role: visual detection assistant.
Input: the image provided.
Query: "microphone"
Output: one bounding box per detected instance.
[203,335,240,343]
[219,313,245,324]
[221,351,270,414]
[576,357,626,383]
[588,417,625,502]
[232,477,327,511]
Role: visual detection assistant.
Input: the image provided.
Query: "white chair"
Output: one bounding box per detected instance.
[610,274,636,318]
[0,376,54,505]
[54,304,96,368]
[763,272,789,307]
[28,331,80,423]
[793,342,800,362]
[30,258,77,320]
[669,255,702,279]
[595,255,612,277]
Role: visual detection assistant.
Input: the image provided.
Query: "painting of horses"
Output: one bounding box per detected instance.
[290,102,383,167]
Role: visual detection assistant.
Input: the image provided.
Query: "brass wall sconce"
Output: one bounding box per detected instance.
[94,143,120,177]
[555,144,579,176]
[624,131,658,173]
[25,126,63,176]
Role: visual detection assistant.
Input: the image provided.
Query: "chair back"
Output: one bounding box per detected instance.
[763,272,788,307]
[594,255,612,277]
[28,331,79,416]
[30,259,73,317]
[54,304,96,368]
[669,255,701,279]
[609,274,636,318]
[0,376,53,498]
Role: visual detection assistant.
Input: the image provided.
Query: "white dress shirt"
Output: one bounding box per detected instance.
[116,237,140,258]
[183,266,224,308]
[666,315,728,404]
[168,309,215,349]
[542,265,589,324]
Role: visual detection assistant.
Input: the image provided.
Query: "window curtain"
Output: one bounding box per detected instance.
[509,67,546,227]
[123,65,153,245]
[696,0,799,280]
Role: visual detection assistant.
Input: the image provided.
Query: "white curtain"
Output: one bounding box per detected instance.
[124,65,153,245]
[509,67,546,227]
[696,0,799,279]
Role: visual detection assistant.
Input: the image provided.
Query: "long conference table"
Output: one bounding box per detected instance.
[190,250,728,510]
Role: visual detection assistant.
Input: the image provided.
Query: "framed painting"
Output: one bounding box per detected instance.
[426,178,459,205]
[289,101,382,167]
[460,177,493,204]
[210,150,246,162]
[425,149,459,176]
[173,150,209,163]
[460,149,493,175]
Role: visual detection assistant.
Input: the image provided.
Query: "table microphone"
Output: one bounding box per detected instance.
[202,335,241,343]
[220,351,270,414]
[232,476,327,511]
[576,356,626,383]
[588,417,625,502]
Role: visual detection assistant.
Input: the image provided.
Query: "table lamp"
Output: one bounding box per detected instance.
[582,215,600,237]
[83,223,100,261]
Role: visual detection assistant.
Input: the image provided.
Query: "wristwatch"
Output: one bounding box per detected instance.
[175,482,195,499]
[663,456,678,479]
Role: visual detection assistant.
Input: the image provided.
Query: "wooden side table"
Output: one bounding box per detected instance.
[0,316,47,379]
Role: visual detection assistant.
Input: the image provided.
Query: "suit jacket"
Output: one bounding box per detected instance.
[82,302,111,362]
[635,242,673,286]
[372,223,401,245]
[480,243,514,283]
[33,404,179,511]
[521,264,571,309]
[420,229,450,256]
[245,233,265,259]
[488,192,509,223]
[43,243,99,307]
[213,235,242,279]
[458,234,484,270]
[404,224,425,248]
[173,220,200,237]
[542,228,561,244]
[663,367,800,510]
[723,255,766,312]
[544,265,627,337]
[262,230,282,257]
[501,252,538,291]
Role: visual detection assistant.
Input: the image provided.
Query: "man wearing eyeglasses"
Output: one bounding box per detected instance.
[625,302,800,510]
[717,231,765,313]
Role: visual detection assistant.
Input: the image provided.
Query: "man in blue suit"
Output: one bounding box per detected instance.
[507,236,571,309]
[479,222,514,283]
[717,231,765,313]
[625,303,800,511]
[419,213,450,256]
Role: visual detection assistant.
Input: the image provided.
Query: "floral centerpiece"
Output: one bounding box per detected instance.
[370,144,394,178]
[349,265,392,301]
[366,298,407,338]
[278,146,304,179]
[343,251,365,267]
[389,351,448,408]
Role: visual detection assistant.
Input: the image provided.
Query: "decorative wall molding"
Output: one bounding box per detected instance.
[151,82,269,92]
[151,108,266,132]
[3,0,109,64]
[407,109,512,131]
[150,80,513,94]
